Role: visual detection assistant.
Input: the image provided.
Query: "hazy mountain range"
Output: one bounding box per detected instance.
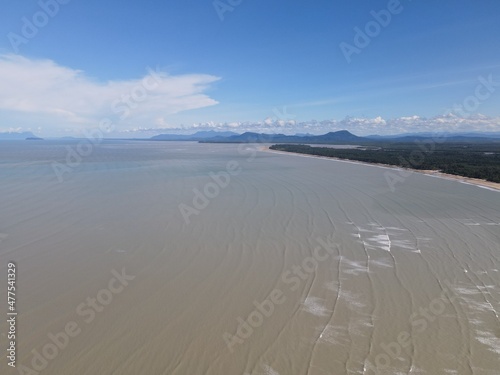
[150,130,238,141]
[2,130,500,143]
[151,130,500,144]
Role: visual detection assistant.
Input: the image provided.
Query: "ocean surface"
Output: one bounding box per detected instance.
[0,140,499,374]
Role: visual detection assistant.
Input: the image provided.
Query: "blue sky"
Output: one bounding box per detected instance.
[1,0,500,136]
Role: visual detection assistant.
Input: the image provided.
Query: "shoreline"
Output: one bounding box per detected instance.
[264,147,500,192]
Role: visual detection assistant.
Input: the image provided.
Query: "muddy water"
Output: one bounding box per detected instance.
[0,141,498,374]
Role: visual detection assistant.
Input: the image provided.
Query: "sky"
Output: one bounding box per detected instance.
[1,0,500,137]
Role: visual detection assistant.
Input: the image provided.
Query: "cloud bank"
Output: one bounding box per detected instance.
[0,54,220,134]
[1,54,500,137]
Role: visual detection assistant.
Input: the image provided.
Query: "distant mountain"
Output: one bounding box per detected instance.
[151,130,238,141]
[0,131,37,140]
[191,130,239,138]
[199,130,500,144]
[203,130,365,144]
[306,130,363,143]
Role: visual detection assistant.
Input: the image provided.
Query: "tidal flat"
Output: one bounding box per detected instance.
[0,141,499,374]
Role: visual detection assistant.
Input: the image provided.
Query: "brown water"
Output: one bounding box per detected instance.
[0,141,499,375]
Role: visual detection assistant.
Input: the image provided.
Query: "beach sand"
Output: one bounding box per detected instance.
[1,141,499,375]
[266,146,500,192]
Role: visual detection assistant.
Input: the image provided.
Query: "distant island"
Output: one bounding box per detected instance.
[0,131,39,140]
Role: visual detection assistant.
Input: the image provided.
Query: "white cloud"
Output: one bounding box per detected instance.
[0,54,220,134]
[2,54,500,137]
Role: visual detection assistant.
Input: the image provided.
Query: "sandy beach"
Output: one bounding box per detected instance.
[1,141,499,375]
[266,146,500,192]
